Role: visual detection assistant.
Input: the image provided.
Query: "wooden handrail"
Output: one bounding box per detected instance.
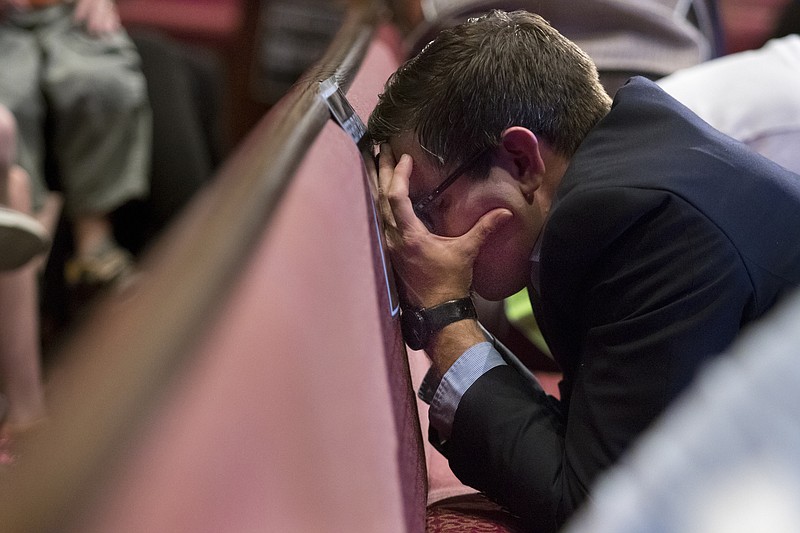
[0,1,389,531]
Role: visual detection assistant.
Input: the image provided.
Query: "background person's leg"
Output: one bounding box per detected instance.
[0,108,47,446]
[0,106,50,270]
[41,8,150,286]
[0,167,47,434]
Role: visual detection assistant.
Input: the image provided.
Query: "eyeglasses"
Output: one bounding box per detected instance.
[412,147,490,231]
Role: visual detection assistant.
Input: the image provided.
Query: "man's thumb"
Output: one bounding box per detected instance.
[469,208,513,245]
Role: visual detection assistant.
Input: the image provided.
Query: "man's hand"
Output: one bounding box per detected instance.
[73,0,120,37]
[377,144,511,309]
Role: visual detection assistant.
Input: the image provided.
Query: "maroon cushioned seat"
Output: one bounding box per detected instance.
[427,493,527,532]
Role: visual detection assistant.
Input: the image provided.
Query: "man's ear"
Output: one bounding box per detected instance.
[498,127,545,199]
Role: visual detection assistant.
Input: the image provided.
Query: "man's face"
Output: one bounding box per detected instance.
[388,133,543,301]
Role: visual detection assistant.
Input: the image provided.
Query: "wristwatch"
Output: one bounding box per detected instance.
[400,297,477,350]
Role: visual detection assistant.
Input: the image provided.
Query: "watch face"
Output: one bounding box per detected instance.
[401,309,427,351]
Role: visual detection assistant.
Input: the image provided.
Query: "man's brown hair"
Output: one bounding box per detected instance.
[368,10,612,175]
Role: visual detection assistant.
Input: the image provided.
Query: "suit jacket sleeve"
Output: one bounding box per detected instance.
[435,186,754,532]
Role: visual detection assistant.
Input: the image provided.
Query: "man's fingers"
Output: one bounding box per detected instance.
[378,146,418,232]
[377,143,396,190]
[383,153,423,232]
[376,144,397,228]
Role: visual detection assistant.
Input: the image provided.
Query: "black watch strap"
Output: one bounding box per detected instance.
[401,297,477,350]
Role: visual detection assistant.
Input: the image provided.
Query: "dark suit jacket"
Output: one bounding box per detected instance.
[437,77,800,532]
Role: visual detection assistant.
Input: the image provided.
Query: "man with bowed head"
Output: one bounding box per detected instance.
[370,10,800,532]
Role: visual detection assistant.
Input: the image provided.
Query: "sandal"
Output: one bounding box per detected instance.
[0,207,51,271]
[64,240,134,290]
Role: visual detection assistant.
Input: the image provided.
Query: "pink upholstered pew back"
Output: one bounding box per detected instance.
[0,9,430,531]
[68,25,424,533]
